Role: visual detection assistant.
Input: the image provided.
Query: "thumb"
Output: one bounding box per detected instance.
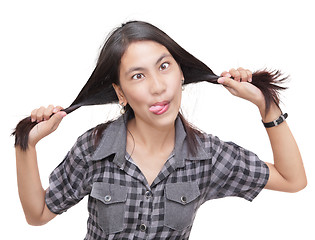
[47,111,67,132]
[218,76,239,89]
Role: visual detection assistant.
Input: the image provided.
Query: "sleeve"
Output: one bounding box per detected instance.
[206,135,269,202]
[45,130,94,214]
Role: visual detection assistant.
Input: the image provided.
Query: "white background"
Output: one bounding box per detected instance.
[1,0,314,239]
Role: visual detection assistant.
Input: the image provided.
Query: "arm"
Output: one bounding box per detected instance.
[16,105,66,225]
[258,100,306,192]
[218,68,307,192]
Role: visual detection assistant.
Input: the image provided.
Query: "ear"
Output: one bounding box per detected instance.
[112,83,127,105]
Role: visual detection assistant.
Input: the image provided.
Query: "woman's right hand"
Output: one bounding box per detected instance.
[28,105,67,147]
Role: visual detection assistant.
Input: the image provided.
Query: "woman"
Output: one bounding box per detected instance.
[15,21,307,239]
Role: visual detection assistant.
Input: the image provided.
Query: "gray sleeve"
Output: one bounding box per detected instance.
[206,135,269,202]
[45,130,94,214]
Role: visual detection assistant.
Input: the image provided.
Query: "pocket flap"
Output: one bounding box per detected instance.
[91,182,127,205]
[165,182,200,205]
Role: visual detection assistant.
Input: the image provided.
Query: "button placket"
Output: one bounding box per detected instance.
[144,190,152,199]
[136,188,153,236]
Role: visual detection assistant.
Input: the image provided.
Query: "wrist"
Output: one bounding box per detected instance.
[252,94,266,112]
[262,113,288,128]
[258,102,282,123]
[27,137,38,149]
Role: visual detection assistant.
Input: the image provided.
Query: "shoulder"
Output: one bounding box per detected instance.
[73,127,96,156]
[195,131,255,160]
[194,132,224,154]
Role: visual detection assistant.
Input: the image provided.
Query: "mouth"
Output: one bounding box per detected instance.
[149,101,170,115]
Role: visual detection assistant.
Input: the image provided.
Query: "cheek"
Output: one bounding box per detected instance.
[168,73,182,95]
[123,87,148,107]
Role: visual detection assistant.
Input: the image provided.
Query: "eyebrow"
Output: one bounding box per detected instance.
[125,53,172,76]
[155,53,172,65]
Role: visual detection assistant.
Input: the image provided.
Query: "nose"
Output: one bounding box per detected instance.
[149,74,166,95]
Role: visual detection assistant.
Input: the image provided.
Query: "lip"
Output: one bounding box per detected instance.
[149,101,170,115]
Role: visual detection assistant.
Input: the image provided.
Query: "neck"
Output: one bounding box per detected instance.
[126,117,176,155]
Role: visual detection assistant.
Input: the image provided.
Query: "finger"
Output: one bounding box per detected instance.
[218,76,239,89]
[229,68,240,82]
[238,68,248,82]
[218,77,240,96]
[52,105,64,113]
[237,67,252,82]
[48,111,67,132]
[221,71,231,78]
[36,106,46,123]
[246,69,252,82]
[43,105,54,121]
[31,108,38,123]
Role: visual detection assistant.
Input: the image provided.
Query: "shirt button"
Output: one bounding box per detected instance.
[140,223,147,232]
[181,196,187,204]
[144,191,152,199]
[104,195,111,202]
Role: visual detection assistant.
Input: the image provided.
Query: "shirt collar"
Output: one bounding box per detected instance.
[91,115,209,168]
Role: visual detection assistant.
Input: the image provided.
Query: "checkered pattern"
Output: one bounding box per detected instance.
[45,116,269,239]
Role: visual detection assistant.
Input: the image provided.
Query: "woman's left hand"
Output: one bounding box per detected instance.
[218,67,264,108]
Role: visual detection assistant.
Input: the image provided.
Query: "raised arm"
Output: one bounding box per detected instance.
[218,68,307,192]
[15,105,66,225]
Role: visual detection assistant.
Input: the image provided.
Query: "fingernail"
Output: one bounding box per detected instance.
[31,118,35,122]
[218,77,225,84]
[226,73,231,78]
[249,77,252,82]
[53,107,58,113]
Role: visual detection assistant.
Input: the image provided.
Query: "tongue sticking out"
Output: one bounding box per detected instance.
[149,105,164,112]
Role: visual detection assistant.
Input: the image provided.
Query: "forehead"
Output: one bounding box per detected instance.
[120,40,171,69]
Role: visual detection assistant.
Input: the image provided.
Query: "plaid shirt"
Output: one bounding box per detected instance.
[45,116,269,239]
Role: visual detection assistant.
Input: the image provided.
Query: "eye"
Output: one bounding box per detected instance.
[159,62,170,71]
[132,73,144,80]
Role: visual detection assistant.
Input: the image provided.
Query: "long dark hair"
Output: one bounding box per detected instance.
[12,20,287,153]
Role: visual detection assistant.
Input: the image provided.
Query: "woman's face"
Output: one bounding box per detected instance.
[114,40,183,129]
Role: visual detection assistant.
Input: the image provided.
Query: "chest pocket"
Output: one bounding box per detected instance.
[164,181,201,231]
[91,182,128,234]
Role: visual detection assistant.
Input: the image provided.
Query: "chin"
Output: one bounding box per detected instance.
[150,110,179,128]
